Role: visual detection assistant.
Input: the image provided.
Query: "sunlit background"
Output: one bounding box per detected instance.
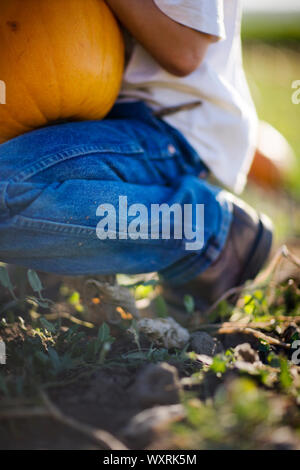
[239,0,300,241]
[244,0,300,12]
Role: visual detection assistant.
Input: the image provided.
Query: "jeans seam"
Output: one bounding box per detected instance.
[0,182,8,209]
[9,215,190,249]
[10,144,144,183]
[0,182,10,219]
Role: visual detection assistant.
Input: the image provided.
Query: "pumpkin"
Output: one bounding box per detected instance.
[248,121,295,190]
[0,0,124,143]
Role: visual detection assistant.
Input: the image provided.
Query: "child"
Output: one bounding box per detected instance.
[0,0,273,312]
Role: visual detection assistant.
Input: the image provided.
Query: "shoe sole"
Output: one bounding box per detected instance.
[238,213,273,286]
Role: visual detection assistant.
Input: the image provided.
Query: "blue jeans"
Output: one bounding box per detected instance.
[0,102,232,285]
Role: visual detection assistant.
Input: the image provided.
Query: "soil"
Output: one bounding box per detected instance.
[0,242,300,450]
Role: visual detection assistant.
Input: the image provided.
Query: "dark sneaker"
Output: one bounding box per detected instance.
[162,197,273,317]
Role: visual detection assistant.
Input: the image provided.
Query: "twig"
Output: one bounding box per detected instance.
[193,321,291,349]
[203,245,300,318]
[216,325,291,349]
[277,316,300,324]
[204,283,264,317]
[254,245,288,285]
[44,311,95,329]
[0,392,128,450]
[195,316,300,332]
[282,245,300,269]
[194,321,276,331]
[0,407,49,420]
[40,391,128,450]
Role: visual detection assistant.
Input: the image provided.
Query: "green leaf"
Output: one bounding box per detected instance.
[27,270,43,294]
[39,317,56,334]
[48,347,61,372]
[135,284,153,300]
[267,352,280,368]
[98,342,112,364]
[0,266,17,300]
[34,350,49,366]
[291,331,300,343]
[155,295,168,318]
[60,353,76,370]
[98,322,110,343]
[129,319,141,351]
[210,356,227,374]
[258,339,271,354]
[68,291,80,305]
[184,295,195,315]
[123,351,148,361]
[0,266,13,290]
[279,357,293,389]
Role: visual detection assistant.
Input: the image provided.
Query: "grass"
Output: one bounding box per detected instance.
[243,42,300,199]
[242,14,300,43]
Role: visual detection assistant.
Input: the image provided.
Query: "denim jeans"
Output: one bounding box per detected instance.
[0,101,232,285]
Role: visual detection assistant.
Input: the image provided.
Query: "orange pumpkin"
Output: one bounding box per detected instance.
[0,0,124,143]
[248,121,296,190]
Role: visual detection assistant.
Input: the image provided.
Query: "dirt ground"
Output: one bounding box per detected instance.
[0,239,300,450]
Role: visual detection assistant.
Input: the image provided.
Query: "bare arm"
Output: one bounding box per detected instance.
[105,0,216,77]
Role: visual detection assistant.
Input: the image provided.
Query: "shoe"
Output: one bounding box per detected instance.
[162,197,273,316]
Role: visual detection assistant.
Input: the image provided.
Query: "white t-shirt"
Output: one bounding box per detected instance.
[119,0,258,193]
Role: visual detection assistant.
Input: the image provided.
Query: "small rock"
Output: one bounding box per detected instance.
[189,332,223,356]
[234,361,262,375]
[122,404,185,447]
[234,343,260,364]
[282,324,300,344]
[134,363,182,408]
[137,317,190,349]
[269,426,299,450]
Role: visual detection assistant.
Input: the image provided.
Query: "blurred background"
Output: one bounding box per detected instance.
[241,0,300,242]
